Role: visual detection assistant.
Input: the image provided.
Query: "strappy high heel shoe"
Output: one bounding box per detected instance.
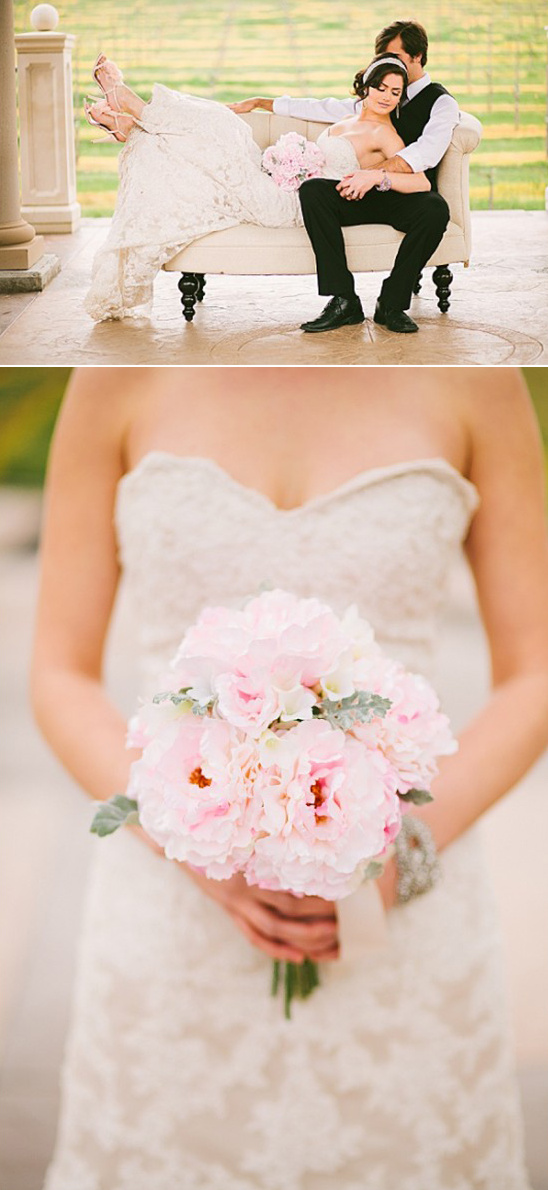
[92,52,124,111]
[84,98,132,144]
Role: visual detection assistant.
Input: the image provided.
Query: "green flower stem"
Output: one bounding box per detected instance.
[284,960,294,1019]
[271,959,320,1018]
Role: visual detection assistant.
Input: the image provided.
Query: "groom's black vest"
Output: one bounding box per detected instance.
[392,83,452,191]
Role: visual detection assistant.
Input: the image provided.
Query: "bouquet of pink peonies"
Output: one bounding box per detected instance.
[92,590,456,1016]
[261,132,326,191]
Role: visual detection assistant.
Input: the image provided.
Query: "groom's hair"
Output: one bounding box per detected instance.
[375,20,428,66]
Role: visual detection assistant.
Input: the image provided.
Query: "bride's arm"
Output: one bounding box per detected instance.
[30,372,136,804]
[378,370,548,906]
[338,127,431,196]
[31,369,338,963]
[337,167,431,199]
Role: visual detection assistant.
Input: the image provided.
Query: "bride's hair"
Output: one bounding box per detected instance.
[352,54,408,105]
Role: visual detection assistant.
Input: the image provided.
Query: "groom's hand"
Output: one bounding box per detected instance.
[337,170,381,200]
[227,97,274,114]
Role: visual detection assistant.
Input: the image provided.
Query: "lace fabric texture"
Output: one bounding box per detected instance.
[44,456,531,1190]
[316,128,360,179]
[85,86,302,322]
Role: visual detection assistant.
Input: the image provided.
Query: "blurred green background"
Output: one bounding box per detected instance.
[12,0,548,213]
[0,367,547,487]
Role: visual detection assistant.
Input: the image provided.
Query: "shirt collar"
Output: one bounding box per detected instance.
[403,72,431,105]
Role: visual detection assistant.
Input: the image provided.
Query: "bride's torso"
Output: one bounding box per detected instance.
[116,372,477,689]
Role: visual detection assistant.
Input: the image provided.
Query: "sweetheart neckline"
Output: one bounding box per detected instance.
[117,452,479,517]
[319,129,360,163]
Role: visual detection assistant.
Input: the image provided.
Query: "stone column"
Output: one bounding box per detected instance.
[15,13,81,233]
[0,0,45,269]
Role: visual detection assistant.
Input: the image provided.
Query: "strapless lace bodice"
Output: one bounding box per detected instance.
[317,128,361,180]
[115,453,478,689]
[44,453,531,1190]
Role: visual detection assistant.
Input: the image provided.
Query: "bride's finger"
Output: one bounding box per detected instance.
[242,900,339,950]
[229,911,305,963]
[304,941,340,962]
[252,888,336,919]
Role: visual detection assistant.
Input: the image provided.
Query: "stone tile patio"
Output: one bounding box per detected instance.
[0,211,546,366]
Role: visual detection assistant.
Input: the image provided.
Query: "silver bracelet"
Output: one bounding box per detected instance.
[375,169,392,192]
[394,816,441,904]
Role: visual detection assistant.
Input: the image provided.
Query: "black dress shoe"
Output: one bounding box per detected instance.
[301,295,365,333]
[374,300,419,334]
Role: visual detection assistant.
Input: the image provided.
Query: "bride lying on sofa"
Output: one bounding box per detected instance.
[83,53,430,321]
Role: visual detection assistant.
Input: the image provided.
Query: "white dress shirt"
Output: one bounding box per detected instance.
[272,73,460,173]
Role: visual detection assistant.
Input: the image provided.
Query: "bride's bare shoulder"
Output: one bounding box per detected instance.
[452,368,542,482]
[329,115,355,136]
[64,366,154,415]
[50,368,179,476]
[453,367,534,428]
[61,367,193,440]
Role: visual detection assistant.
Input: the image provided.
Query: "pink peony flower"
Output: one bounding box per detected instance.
[216,669,280,737]
[247,719,401,898]
[352,658,457,793]
[129,716,260,878]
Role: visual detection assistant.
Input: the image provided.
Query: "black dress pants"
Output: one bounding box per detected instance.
[299,179,450,311]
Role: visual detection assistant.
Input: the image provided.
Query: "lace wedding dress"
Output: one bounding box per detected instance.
[44,455,531,1190]
[85,88,361,321]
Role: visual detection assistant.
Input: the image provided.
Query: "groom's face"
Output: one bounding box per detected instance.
[384,35,424,83]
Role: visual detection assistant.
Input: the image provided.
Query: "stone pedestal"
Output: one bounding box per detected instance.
[0,237,45,269]
[0,0,46,271]
[15,31,81,234]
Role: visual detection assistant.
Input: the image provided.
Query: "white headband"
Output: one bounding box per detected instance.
[361,56,408,85]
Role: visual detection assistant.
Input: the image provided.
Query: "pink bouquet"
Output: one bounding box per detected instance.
[261,132,326,191]
[92,590,456,1015]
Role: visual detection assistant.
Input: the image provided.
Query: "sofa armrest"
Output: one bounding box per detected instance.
[436,110,482,253]
[452,111,483,156]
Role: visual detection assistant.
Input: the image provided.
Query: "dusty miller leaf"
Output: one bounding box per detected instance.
[313,691,392,730]
[398,788,434,805]
[152,688,214,714]
[90,795,140,837]
[152,689,191,706]
[363,860,384,880]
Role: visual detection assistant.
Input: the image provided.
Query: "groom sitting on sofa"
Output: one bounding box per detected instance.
[230,20,459,334]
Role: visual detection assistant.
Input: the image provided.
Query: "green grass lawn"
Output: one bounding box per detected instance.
[0,368,547,487]
[13,0,548,214]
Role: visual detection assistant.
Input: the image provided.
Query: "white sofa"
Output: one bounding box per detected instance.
[163,109,482,321]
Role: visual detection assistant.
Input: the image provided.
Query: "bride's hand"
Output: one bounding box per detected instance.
[337,170,382,200]
[188,868,340,963]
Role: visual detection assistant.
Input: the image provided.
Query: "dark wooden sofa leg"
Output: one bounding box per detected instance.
[413,271,423,295]
[196,274,206,303]
[432,265,453,313]
[178,272,200,322]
